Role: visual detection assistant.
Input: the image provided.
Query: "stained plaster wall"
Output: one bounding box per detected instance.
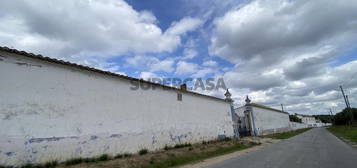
[0,51,234,166]
[250,106,290,135]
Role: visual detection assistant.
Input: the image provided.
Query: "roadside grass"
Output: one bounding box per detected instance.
[3,161,59,168]
[261,128,312,139]
[145,142,255,168]
[0,138,258,168]
[327,125,357,144]
[8,139,257,168]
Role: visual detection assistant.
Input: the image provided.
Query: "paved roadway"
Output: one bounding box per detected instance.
[206,128,357,168]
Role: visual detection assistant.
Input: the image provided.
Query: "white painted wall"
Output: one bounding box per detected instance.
[250,106,290,135]
[289,122,308,130]
[0,51,234,166]
[296,115,316,127]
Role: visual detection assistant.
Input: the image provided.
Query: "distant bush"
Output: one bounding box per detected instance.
[314,115,332,123]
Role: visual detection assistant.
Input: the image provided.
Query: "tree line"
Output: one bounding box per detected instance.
[332,108,357,125]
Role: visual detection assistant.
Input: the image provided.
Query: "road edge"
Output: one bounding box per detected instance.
[179,140,279,168]
[325,127,357,148]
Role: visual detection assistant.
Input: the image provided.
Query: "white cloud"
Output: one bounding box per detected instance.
[210,0,357,65]
[0,0,202,63]
[139,72,159,79]
[192,68,214,78]
[150,59,175,72]
[126,55,158,68]
[181,38,199,60]
[175,61,199,75]
[202,60,218,67]
[208,0,357,115]
[224,68,285,91]
[126,55,174,73]
[242,61,357,115]
[165,17,203,36]
[182,48,198,59]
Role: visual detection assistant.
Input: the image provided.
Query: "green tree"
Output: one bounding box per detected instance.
[289,115,302,123]
[333,108,357,125]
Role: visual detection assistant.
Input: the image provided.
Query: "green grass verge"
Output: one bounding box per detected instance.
[145,142,255,168]
[327,125,357,144]
[261,128,312,139]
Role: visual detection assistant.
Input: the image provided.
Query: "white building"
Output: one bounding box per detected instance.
[235,97,290,136]
[295,114,317,127]
[0,47,235,166]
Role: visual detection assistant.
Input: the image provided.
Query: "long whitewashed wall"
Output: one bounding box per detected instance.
[289,122,308,130]
[251,107,290,135]
[0,51,234,166]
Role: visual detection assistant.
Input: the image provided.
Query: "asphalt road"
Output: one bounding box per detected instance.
[206,128,357,168]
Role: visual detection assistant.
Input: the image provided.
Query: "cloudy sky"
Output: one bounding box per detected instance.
[0,0,356,115]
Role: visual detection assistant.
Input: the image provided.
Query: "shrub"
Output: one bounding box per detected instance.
[123,153,132,158]
[65,158,83,165]
[139,149,148,155]
[220,137,231,141]
[174,143,192,149]
[21,164,35,168]
[333,108,357,125]
[164,145,172,150]
[43,161,58,168]
[149,158,156,164]
[289,115,302,123]
[18,161,58,168]
[83,158,96,163]
[114,154,123,159]
[97,154,109,161]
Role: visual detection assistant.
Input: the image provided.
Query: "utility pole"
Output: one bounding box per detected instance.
[281,104,284,112]
[340,85,350,108]
[330,108,333,124]
[346,95,351,108]
[339,85,354,124]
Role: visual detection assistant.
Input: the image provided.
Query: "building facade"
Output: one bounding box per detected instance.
[235,97,291,136]
[295,114,317,127]
[0,47,235,166]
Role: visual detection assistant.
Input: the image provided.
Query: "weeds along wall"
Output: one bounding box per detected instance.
[0,50,234,166]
